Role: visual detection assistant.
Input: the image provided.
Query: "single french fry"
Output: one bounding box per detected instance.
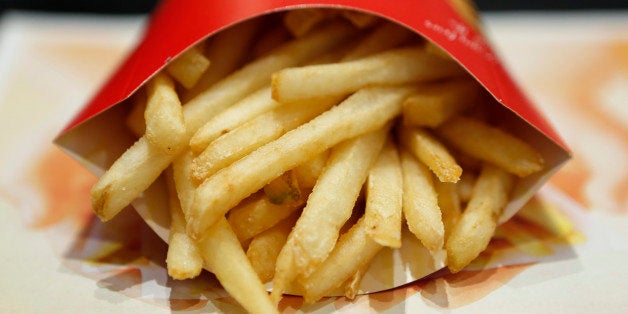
[189,86,281,152]
[182,21,358,136]
[263,170,302,205]
[292,150,329,190]
[165,168,203,280]
[166,44,211,89]
[144,73,187,155]
[188,86,414,241]
[436,116,545,177]
[191,96,341,183]
[247,213,299,283]
[197,218,278,314]
[364,139,403,248]
[289,126,388,279]
[402,79,480,127]
[126,90,146,138]
[301,217,383,304]
[435,180,462,241]
[91,137,175,221]
[171,149,195,215]
[446,164,515,273]
[283,8,332,37]
[339,201,373,300]
[344,262,371,300]
[270,237,298,305]
[182,18,260,102]
[341,10,379,29]
[228,192,303,243]
[271,46,464,102]
[400,150,445,253]
[398,125,462,183]
[341,21,415,61]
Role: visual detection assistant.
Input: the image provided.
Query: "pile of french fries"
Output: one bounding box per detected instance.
[91,9,544,313]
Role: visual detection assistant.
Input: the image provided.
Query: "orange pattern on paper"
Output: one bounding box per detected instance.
[549,158,591,209]
[538,40,628,214]
[26,146,96,228]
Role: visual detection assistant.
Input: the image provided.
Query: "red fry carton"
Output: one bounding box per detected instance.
[54,0,571,295]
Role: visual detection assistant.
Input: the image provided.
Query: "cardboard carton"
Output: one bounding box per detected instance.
[55,0,571,295]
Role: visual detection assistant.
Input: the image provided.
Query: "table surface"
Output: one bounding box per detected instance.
[0,10,626,313]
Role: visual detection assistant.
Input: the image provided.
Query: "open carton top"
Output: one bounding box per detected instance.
[54,0,571,295]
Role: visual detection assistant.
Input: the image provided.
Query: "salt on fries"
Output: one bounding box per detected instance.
[90,9,545,313]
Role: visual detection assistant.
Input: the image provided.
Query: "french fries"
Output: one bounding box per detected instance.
[283,8,336,37]
[247,213,299,283]
[301,217,383,303]
[292,151,329,190]
[446,164,515,273]
[400,150,445,253]
[263,170,302,205]
[341,10,379,29]
[182,21,357,136]
[398,125,462,183]
[188,85,416,240]
[285,126,388,279]
[91,136,177,221]
[227,192,303,242]
[126,90,146,137]
[88,10,549,312]
[435,180,462,241]
[401,79,480,128]
[363,139,404,248]
[341,21,415,61]
[144,73,186,155]
[165,43,210,90]
[165,168,203,280]
[271,46,464,102]
[190,95,341,183]
[197,218,279,314]
[181,18,260,102]
[188,86,280,152]
[436,116,545,177]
